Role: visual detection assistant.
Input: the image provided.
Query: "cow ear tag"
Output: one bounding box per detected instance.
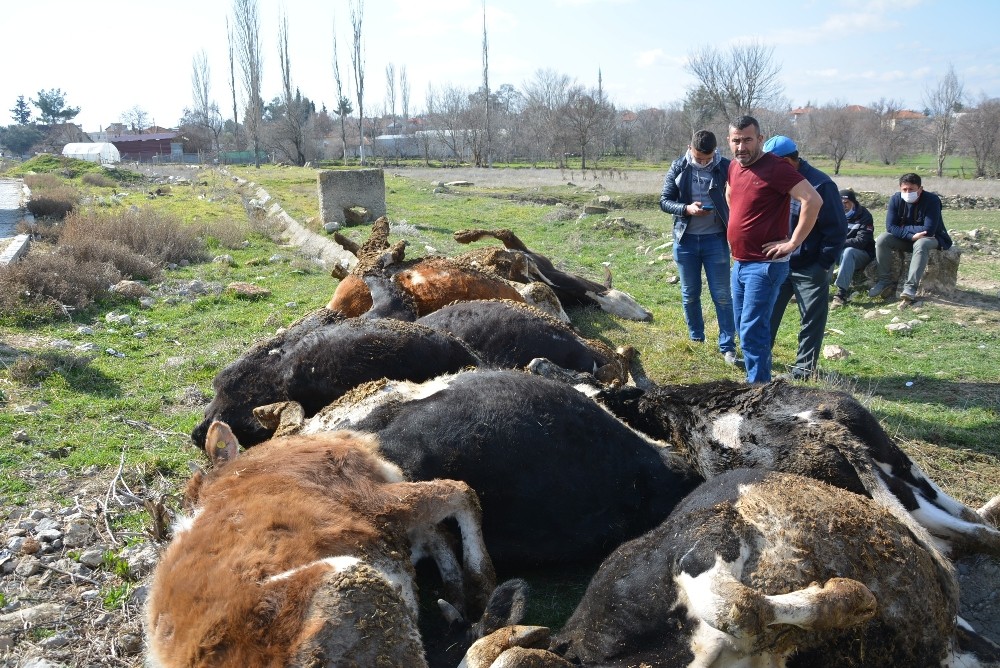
[205,421,240,465]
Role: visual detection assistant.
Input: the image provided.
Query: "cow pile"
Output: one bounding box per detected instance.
[162,221,1000,667]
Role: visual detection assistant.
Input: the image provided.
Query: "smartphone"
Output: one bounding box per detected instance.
[701,203,714,211]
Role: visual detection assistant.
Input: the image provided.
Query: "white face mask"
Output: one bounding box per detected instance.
[901,190,920,204]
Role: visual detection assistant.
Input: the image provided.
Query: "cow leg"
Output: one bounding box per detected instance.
[409,523,465,614]
[385,479,496,616]
[979,493,1000,528]
[677,555,876,641]
[907,488,1000,557]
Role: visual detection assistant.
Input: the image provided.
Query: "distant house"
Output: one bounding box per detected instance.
[107,131,181,162]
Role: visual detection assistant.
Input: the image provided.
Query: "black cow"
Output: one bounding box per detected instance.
[416,300,628,384]
[190,313,481,449]
[595,379,1000,559]
[552,469,1000,668]
[270,370,702,566]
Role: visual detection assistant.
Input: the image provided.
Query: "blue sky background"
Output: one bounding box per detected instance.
[4,0,998,132]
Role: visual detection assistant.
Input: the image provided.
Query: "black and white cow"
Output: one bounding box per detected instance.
[551,469,1000,668]
[190,313,481,449]
[259,369,702,566]
[593,378,1000,559]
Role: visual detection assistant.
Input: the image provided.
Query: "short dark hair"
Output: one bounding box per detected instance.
[730,115,760,133]
[691,130,717,153]
[784,150,800,161]
[899,172,922,187]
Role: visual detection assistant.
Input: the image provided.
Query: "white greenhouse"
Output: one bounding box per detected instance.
[62,142,121,165]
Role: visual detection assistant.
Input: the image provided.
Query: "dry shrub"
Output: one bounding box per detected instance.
[0,251,121,314]
[26,185,77,219]
[23,173,63,190]
[61,208,208,265]
[61,239,160,281]
[16,217,63,242]
[8,352,92,385]
[203,217,253,250]
[82,172,118,188]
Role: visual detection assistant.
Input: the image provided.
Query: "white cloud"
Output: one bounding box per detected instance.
[635,48,666,68]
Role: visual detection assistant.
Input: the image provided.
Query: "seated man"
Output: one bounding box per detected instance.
[831,188,875,307]
[868,173,953,303]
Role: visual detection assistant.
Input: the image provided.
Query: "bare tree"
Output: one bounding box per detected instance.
[226,17,241,151]
[956,95,1000,177]
[385,63,397,163]
[331,14,352,161]
[349,0,366,164]
[232,0,263,167]
[277,9,307,165]
[807,103,859,175]
[685,40,783,121]
[425,84,474,163]
[522,68,572,166]
[120,105,149,133]
[190,49,224,154]
[481,0,492,167]
[924,65,965,177]
[864,98,909,165]
[400,65,410,129]
[560,85,615,169]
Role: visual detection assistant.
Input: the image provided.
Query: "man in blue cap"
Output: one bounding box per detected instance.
[763,135,847,381]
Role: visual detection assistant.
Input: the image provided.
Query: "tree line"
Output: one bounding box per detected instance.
[3,8,1000,178]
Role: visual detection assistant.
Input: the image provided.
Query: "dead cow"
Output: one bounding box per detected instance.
[416,299,629,385]
[264,369,702,566]
[552,469,1000,668]
[190,314,481,449]
[595,378,1000,559]
[146,424,496,668]
[454,227,653,321]
[328,217,527,318]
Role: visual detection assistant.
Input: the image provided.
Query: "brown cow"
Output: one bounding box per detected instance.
[327,217,526,317]
[146,424,495,667]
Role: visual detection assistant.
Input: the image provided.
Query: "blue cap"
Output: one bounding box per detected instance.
[763,135,797,157]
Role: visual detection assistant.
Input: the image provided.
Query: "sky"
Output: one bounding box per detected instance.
[4,0,1000,133]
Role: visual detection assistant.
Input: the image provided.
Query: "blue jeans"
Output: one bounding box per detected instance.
[732,260,790,383]
[834,247,872,293]
[673,231,736,353]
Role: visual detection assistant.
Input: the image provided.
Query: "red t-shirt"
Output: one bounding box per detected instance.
[727,152,805,262]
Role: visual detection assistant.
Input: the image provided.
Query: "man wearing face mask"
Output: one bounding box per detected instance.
[831,188,875,307]
[660,130,737,365]
[868,173,953,302]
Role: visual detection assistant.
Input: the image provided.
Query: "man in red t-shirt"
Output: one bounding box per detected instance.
[725,116,821,383]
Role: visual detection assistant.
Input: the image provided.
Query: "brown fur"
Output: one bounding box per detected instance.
[147,429,494,668]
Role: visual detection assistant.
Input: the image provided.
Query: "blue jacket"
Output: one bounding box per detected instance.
[787,159,847,270]
[659,153,730,243]
[885,190,953,250]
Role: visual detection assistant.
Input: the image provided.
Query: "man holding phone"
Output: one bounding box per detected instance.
[659,130,737,365]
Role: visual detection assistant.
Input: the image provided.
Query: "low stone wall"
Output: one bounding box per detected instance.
[854,192,1000,210]
[317,168,386,226]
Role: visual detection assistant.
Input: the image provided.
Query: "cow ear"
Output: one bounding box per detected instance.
[205,421,240,465]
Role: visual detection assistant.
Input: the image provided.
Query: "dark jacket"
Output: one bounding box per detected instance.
[787,159,847,270]
[885,190,953,250]
[844,204,875,258]
[659,153,731,243]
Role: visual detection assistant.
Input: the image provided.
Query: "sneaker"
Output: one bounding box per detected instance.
[868,281,894,299]
[831,290,850,309]
[723,351,738,366]
[900,287,917,302]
